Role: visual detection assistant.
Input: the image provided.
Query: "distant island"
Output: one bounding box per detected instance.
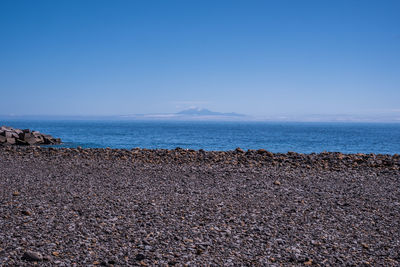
[176,108,245,117]
[120,108,248,120]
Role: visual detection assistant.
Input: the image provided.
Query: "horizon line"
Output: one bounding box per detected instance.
[1,114,399,123]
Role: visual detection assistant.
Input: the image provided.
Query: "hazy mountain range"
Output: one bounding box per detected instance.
[1,108,399,122]
[121,108,248,120]
[176,108,244,117]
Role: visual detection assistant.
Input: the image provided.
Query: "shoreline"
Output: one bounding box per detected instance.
[1,146,399,170]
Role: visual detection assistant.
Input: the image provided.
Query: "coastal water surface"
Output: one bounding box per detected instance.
[2,120,400,154]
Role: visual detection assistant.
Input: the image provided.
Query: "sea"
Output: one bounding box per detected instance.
[1,120,400,155]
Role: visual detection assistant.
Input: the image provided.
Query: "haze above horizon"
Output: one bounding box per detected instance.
[0,0,399,121]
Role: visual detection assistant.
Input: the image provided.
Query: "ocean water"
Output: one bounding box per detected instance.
[1,120,400,154]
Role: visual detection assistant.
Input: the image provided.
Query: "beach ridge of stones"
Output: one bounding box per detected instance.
[0,125,61,146]
[1,145,399,170]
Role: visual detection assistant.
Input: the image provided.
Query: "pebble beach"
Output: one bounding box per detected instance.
[1,146,399,266]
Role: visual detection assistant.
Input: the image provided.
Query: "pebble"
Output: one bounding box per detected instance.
[21,251,43,261]
[135,254,145,261]
[21,210,32,216]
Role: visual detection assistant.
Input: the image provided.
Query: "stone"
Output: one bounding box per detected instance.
[21,210,32,216]
[135,254,145,261]
[257,149,267,154]
[25,136,38,145]
[43,136,52,144]
[5,131,18,139]
[35,135,44,143]
[0,126,12,131]
[304,259,313,265]
[235,147,244,153]
[6,137,16,144]
[361,243,369,249]
[16,139,29,145]
[266,151,274,157]
[43,255,52,261]
[274,180,281,185]
[22,251,43,261]
[0,127,64,146]
[17,131,25,139]
[24,132,33,139]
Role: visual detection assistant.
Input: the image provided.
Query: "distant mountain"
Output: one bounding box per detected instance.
[176,108,245,117]
[118,108,247,121]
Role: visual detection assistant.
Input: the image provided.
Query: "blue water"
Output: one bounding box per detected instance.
[1,120,400,154]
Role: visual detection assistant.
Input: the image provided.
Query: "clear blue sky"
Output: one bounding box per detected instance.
[0,0,399,118]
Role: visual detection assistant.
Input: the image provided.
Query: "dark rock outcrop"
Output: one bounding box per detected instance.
[0,126,61,146]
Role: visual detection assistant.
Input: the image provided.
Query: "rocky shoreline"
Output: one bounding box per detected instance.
[0,126,61,146]
[1,146,398,170]
[1,147,399,266]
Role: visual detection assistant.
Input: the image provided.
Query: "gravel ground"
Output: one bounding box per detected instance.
[0,146,399,266]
